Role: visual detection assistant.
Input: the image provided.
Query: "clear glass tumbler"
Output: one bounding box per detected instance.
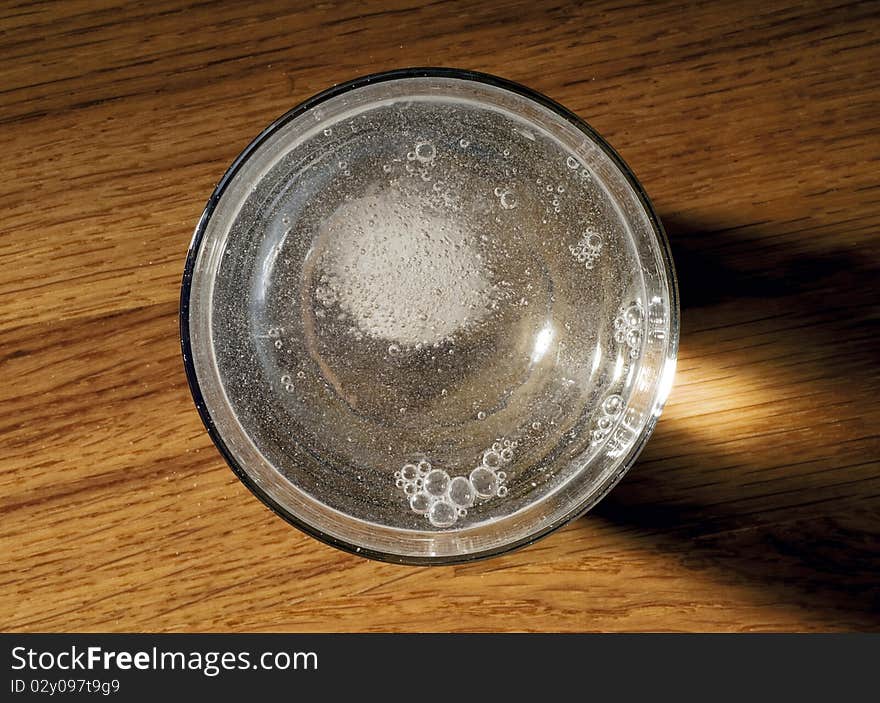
[180,68,679,564]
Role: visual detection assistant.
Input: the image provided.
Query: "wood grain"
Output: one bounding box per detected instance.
[1,0,879,632]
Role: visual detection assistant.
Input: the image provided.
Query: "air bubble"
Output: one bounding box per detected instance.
[482,450,501,468]
[428,500,457,528]
[424,469,451,497]
[500,191,517,209]
[566,156,580,169]
[470,466,499,498]
[500,447,513,462]
[477,411,486,420]
[414,140,436,162]
[603,394,624,416]
[323,128,332,136]
[410,492,431,514]
[388,344,400,356]
[417,460,431,476]
[401,464,418,481]
[448,476,475,507]
[625,305,643,327]
[497,486,508,498]
[459,138,470,148]
[404,483,417,496]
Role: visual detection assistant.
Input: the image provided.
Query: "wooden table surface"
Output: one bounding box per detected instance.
[2,0,879,633]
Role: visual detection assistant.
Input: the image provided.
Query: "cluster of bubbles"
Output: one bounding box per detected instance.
[590,393,626,446]
[568,227,603,270]
[535,176,567,218]
[613,302,644,359]
[565,155,593,181]
[314,277,339,309]
[264,326,284,349]
[313,272,352,328]
[321,119,363,141]
[399,138,458,210]
[279,370,307,393]
[261,325,310,393]
[405,139,436,182]
[395,440,516,528]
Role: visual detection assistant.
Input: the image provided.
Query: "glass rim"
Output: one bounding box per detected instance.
[179,67,680,565]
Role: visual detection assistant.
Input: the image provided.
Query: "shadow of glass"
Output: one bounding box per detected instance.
[589,215,880,629]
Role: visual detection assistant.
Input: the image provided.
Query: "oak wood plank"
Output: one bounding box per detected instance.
[1,0,878,632]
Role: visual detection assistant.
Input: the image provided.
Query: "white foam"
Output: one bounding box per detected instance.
[316,192,492,346]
